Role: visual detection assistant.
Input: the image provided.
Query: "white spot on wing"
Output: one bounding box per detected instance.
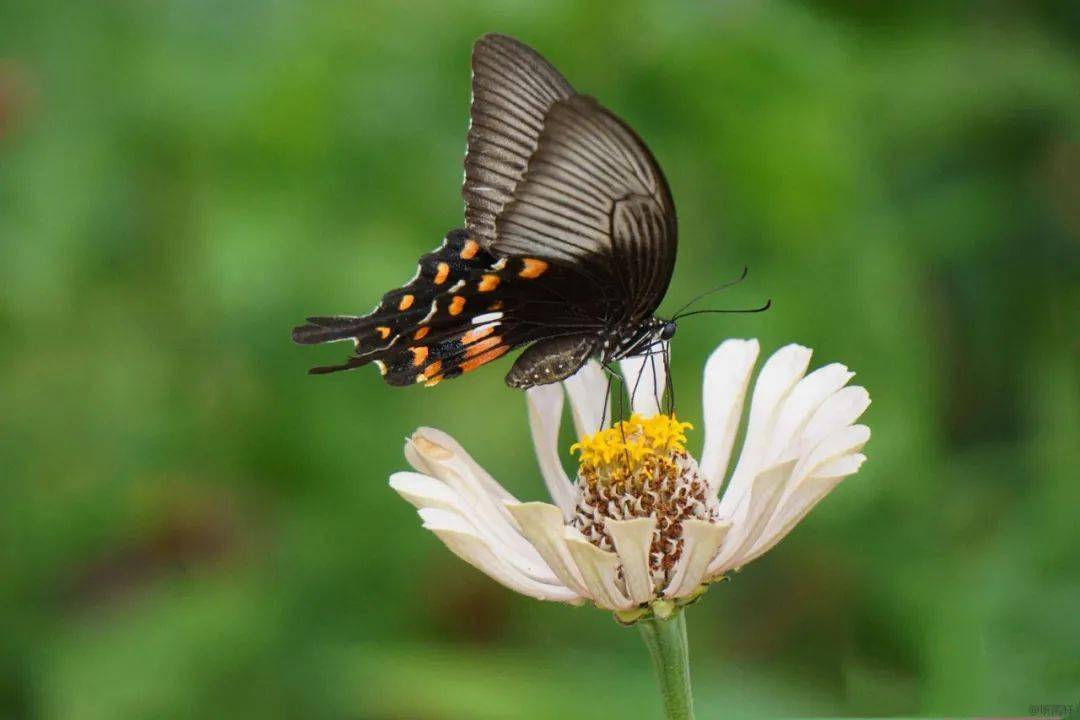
[472,311,503,325]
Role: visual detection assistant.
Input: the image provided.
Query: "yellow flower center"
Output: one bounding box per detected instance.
[570,413,693,480]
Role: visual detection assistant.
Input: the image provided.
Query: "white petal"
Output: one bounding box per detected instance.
[792,424,871,486]
[563,360,610,436]
[798,386,871,455]
[708,459,795,577]
[505,501,591,598]
[718,344,812,516]
[389,471,464,513]
[563,526,634,610]
[663,519,730,599]
[700,339,760,492]
[740,424,870,566]
[606,517,658,604]
[813,452,867,479]
[406,427,515,503]
[769,363,854,465]
[524,387,577,520]
[620,349,668,417]
[740,452,867,565]
[404,430,558,584]
[418,508,582,604]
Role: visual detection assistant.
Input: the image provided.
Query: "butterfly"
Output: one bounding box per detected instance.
[293,33,680,390]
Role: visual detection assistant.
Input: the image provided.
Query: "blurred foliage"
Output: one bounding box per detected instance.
[1,0,1078,718]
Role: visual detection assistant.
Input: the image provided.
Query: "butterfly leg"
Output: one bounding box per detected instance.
[599,367,614,435]
[663,343,675,416]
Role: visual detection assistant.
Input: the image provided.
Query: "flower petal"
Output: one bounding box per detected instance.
[563,360,610,435]
[792,423,871,486]
[606,517,658,604]
[707,459,795,577]
[620,349,668,417]
[418,508,582,604]
[406,427,515,503]
[739,425,870,566]
[405,429,559,584]
[769,362,854,465]
[563,526,634,610]
[718,344,812,516]
[797,386,871,456]
[813,452,867,479]
[505,501,591,598]
[740,452,867,566]
[663,519,730,599]
[524,386,577,520]
[389,471,465,513]
[700,339,760,492]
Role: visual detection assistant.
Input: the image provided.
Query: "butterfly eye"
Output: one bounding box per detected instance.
[660,322,677,341]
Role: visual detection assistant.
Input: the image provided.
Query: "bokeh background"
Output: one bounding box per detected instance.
[2,1,1078,718]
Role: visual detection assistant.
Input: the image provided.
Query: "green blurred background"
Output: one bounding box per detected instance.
[2,1,1078,718]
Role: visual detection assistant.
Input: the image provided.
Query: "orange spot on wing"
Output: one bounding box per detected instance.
[519,258,548,279]
[423,360,442,379]
[460,344,508,373]
[413,326,430,340]
[434,262,450,284]
[376,326,391,339]
[460,239,480,260]
[478,274,500,292]
[398,294,415,310]
[411,346,429,366]
[423,375,443,387]
[449,296,466,316]
[461,325,495,344]
[489,300,504,311]
[464,335,502,358]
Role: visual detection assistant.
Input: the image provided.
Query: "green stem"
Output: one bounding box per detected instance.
[638,609,695,720]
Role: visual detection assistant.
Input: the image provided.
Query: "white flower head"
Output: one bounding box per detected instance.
[391,339,870,622]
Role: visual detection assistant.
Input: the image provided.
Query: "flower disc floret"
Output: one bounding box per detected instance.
[570,413,693,478]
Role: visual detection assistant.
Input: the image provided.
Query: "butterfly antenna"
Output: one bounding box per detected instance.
[674,299,772,320]
[670,266,749,319]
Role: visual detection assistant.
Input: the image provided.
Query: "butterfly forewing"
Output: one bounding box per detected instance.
[464,34,575,248]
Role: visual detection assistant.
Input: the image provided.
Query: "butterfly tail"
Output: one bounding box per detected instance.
[292,316,370,345]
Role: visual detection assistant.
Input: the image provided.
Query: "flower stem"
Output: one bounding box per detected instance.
[638,608,694,720]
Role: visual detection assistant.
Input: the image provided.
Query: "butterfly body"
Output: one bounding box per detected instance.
[294,34,679,389]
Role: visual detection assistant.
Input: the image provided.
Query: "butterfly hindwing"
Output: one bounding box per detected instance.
[294,228,583,384]
[293,230,501,372]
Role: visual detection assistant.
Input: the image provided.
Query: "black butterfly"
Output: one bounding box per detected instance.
[293,34,679,389]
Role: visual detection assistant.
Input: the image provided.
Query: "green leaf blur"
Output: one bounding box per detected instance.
[1,1,1077,718]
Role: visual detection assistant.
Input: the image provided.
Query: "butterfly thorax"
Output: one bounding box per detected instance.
[601,316,676,363]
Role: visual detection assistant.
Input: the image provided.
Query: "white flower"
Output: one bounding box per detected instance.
[391,339,870,620]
